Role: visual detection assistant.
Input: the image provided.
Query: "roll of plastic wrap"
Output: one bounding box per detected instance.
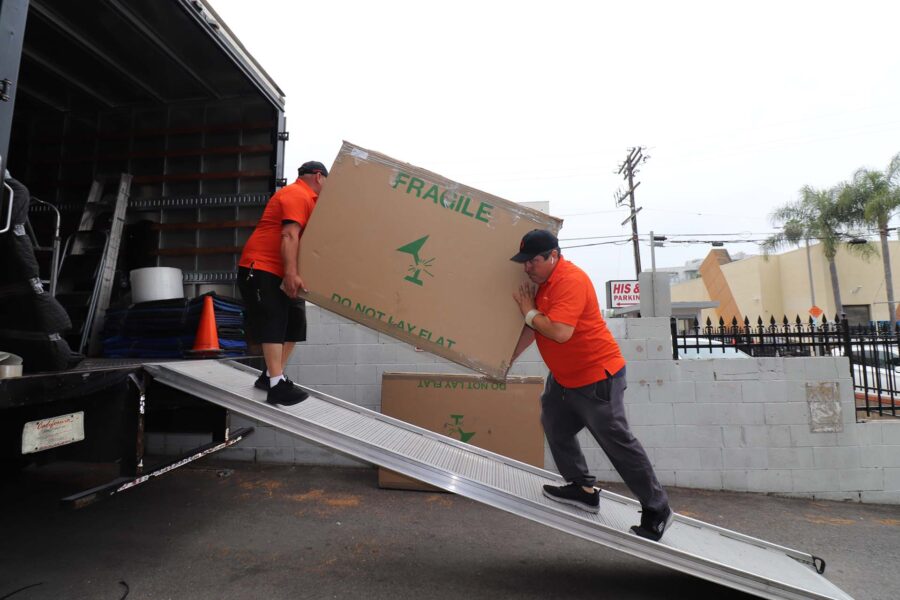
[130,267,185,304]
[0,351,23,379]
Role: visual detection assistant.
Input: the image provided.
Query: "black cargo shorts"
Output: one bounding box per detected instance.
[237,265,307,344]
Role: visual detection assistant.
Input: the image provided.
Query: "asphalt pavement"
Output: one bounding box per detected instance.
[1,461,897,600]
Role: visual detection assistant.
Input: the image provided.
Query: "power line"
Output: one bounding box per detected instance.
[559,234,638,241]
[643,207,768,218]
[556,209,624,217]
[561,232,778,242]
[560,232,879,252]
[647,231,778,237]
[560,230,876,243]
[561,239,633,250]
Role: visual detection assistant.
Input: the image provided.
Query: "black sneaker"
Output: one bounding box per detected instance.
[255,372,295,391]
[266,378,308,406]
[631,506,674,541]
[254,372,269,390]
[542,482,600,513]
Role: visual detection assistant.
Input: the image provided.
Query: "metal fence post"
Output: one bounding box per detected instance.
[840,313,853,363]
[670,317,678,360]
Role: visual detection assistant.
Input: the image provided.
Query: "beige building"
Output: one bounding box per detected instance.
[670,242,900,328]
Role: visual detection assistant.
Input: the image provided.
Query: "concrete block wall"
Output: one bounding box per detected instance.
[158,309,900,504]
[574,317,900,504]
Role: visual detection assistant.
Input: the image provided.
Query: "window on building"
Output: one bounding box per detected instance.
[843,304,871,328]
[674,317,698,334]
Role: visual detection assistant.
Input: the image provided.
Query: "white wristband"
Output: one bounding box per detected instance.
[524,309,542,329]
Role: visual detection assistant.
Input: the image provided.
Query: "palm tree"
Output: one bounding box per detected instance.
[839,152,900,323]
[762,185,863,317]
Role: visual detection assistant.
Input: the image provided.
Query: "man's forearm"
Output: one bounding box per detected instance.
[530,314,574,343]
[281,234,300,275]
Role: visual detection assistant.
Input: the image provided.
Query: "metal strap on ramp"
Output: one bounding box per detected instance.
[145,360,854,600]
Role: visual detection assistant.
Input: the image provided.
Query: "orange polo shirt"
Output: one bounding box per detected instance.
[239,179,317,277]
[534,257,626,387]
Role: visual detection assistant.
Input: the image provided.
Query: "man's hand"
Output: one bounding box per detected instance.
[282,272,306,298]
[511,281,575,344]
[512,282,537,315]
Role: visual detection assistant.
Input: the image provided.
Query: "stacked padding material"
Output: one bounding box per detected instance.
[101,292,246,358]
[0,176,80,373]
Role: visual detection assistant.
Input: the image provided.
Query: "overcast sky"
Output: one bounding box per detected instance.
[211,0,900,300]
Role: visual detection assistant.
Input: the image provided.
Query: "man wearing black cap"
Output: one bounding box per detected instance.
[238,161,328,406]
[510,229,673,541]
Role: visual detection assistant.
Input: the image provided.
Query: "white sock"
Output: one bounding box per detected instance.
[270,374,285,387]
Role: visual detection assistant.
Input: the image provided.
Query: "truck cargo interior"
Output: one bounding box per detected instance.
[5,0,285,363]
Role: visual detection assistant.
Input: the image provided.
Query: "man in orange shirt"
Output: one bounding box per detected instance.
[511,229,673,541]
[238,161,327,406]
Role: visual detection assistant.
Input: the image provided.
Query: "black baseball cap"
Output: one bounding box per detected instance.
[510,229,559,262]
[298,161,329,177]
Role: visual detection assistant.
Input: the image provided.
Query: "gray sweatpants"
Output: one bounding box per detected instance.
[541,366,668,512]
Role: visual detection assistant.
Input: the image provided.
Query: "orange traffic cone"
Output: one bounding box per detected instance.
[189,295,222,357]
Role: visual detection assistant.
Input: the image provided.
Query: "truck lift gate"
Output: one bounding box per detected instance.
[145,360,854,600]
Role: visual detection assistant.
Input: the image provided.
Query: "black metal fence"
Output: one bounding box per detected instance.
[671,315,900,419]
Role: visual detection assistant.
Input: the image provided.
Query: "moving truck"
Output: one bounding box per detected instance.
[0,0,283,501]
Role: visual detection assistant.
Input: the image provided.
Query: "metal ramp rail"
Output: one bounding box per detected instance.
[145,359,854,600]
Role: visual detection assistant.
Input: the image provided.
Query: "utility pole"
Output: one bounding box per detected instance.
[615,146,649,278]
[804,239,816,308]
[649,231,666,273]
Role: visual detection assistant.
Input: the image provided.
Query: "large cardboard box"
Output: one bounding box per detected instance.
[300,142,561,379]
[378,372,545,491]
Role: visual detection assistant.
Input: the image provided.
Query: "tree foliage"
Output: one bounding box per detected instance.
[762,185,869,260]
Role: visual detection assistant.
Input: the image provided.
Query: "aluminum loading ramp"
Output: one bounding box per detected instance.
[145,360,854,600]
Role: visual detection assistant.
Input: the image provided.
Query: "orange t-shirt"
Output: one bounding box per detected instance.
[534,257,626,387]
[239,179,317,277]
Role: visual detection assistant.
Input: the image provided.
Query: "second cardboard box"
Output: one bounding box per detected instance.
[379,372,545,492]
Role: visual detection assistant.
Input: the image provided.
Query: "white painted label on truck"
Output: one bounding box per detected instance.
[21,412,85,454]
